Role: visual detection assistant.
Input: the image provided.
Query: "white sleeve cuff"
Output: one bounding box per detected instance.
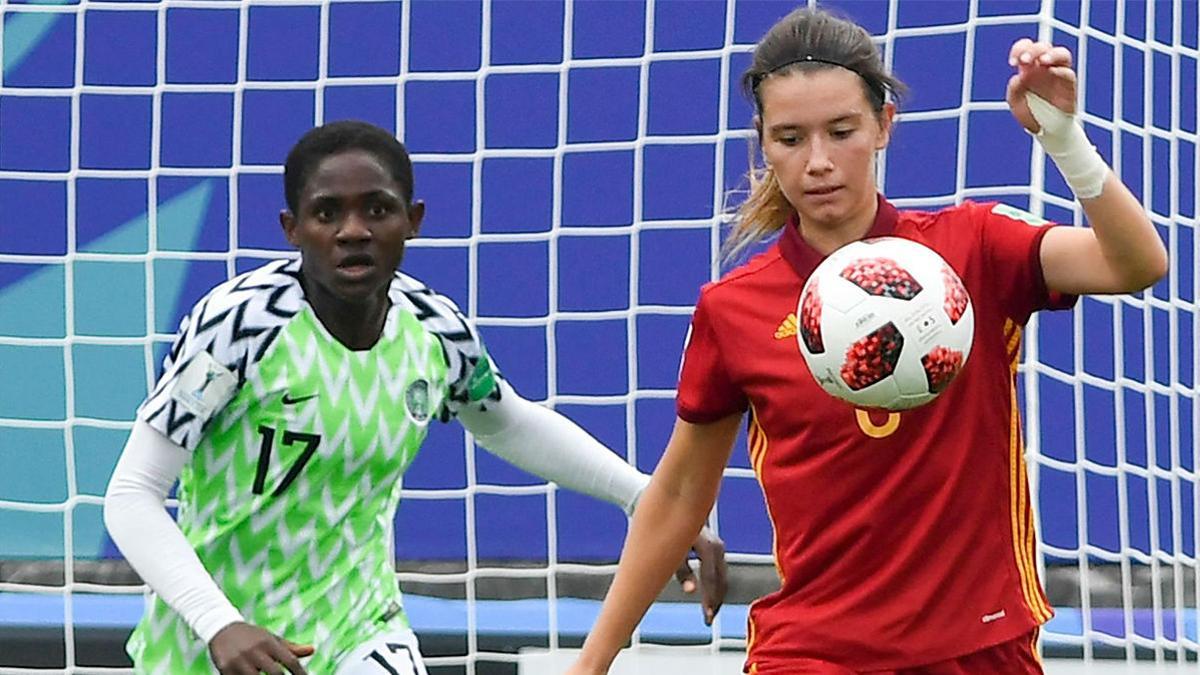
[102,420,245,643]
[1025,91,1108,199]
[457,381,650,515]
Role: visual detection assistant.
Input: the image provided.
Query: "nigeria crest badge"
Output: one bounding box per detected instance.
[405,379,431,424]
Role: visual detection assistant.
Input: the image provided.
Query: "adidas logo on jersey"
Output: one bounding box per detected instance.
[981,608,1007,623]
[774,313,798,340]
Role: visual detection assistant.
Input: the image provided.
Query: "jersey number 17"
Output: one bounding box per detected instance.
[252,425,322,496]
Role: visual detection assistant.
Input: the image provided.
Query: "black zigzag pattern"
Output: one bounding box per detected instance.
[138,259,304,450]
[393,273,505,421]
[167,314,191,363]
[164,400,197,438]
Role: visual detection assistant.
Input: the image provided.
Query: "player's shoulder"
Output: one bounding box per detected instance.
[389,271,466,322]
[900,200,1051,232]
[389,271,498,414]
[700,246,787,307]
[389,271,478,342]
[187,259,302,328]
[174,258,304,365]
[896,201,976,232]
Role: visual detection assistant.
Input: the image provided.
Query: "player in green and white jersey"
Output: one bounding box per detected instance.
[104,121,727,675]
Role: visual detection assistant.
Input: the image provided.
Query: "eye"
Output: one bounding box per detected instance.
[313,207,336,223]
[831,128,854,139]
[776,134,800,146]
[367,202,391,218]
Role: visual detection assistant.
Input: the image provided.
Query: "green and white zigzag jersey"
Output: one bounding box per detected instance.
[130,258,501,673]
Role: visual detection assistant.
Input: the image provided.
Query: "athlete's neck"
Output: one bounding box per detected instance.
[798,193,880,256]
[301,276,389,351]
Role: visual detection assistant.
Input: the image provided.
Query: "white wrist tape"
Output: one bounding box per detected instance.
[1025,92,1108,199]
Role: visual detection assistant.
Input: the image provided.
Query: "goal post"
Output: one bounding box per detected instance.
[0,0,1194,672]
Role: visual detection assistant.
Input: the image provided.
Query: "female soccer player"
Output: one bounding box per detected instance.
[103,121,726,675]
[569,7,1167,675]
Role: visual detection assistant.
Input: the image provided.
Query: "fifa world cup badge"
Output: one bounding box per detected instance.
[170,350,237,419]
[190,368,220,404]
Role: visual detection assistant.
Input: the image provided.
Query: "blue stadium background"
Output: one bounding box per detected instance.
[0,0,1195,572]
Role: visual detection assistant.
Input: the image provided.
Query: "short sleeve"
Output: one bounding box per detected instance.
[396,281,504,421]
[136,262,300,450]
[977,202,1078,324]
[444,338,503,420]
[137,301,243,451]
[676,289,747,424]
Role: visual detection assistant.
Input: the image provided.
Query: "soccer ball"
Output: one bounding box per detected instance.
[797,237,975,411]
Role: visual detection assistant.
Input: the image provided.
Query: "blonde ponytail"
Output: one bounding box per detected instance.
[722,159,795,262]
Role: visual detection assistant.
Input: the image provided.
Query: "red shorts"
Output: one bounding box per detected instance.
[750,629,1043,675]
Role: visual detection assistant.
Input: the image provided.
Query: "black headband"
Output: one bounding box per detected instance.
[751,54,886,107]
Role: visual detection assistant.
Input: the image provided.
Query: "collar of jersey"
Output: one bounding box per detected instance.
[777,192,899,279]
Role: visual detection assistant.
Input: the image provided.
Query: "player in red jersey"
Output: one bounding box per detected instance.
[569,6,1167,675]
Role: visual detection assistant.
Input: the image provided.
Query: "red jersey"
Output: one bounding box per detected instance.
[676,196,1075,672]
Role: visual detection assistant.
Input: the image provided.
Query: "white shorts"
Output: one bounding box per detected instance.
[332,628,428,675]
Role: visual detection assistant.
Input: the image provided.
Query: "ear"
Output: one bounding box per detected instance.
[875,103,897,151]
[280,210,300,248]
[406,201,425,240]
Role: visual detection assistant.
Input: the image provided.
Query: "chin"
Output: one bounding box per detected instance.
[804,192,870,227]
[337,281,389,304]
[799,206,848,230]
[312,273,388,305]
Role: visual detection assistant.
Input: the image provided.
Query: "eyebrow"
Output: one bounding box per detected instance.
[767,113,863,133]
[307,188,402,203]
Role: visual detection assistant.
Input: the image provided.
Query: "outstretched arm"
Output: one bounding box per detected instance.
[1006,39,1168,295]
[568,413,742,675]
[457,381,649,513]
[457,381,728,621]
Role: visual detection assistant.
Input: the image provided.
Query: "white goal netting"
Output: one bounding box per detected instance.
[0,0,1194,671]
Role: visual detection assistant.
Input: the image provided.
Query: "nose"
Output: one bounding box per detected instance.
[806,136,834,175]
[337,213,371,242]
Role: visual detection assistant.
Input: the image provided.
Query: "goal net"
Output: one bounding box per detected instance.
[0,0,1195,672]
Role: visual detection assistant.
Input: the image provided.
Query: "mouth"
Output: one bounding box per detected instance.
[336,253,377,279]
[805,185,843,197]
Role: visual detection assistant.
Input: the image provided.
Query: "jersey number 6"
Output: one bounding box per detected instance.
[855,409,901,439]
[252,425,322,496]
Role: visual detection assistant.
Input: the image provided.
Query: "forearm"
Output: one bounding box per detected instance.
[1026,92,1168,291]
[1077,173,1169,289]
[576,470,717,671]
[576,415,739,672]
[103,421,244,643]
[462,381,649,514]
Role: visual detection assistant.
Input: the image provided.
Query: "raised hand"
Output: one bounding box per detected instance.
[1006,38,1078,133]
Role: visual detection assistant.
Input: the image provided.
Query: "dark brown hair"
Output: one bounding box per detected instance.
[284,120,414,213]
[725,7,907,259]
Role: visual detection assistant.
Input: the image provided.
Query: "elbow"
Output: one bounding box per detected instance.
[1124,248,1169,292]
[1133,219,1171,290]
[101,491,123,547]
[101,478,117,524]
[102,487,153,558]
[1147,250,1170,287]
[102,480,129,525]
[101,478,143,548]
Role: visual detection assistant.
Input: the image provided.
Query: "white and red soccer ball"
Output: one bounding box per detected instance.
[797,237,975,411]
